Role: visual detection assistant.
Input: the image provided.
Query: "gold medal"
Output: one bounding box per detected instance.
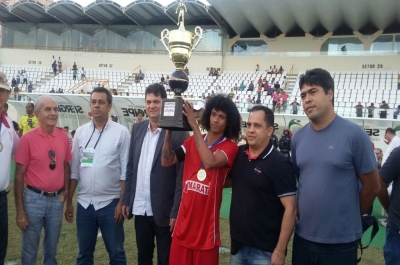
[197,169,207,181]
[0,142,3,153]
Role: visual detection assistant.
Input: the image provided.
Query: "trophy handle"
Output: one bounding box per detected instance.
[160,29,172,59]
[188,26,203,59]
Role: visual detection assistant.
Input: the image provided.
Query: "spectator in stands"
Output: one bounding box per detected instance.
[193,101,205,123]
[234,96,240,103]
[257,83,262,99]
[247,95,252,103]
[233,83,238,91]
[272,90,280,111]
[266,86,273,97]
[367,103,375,118]
[72,62,78,71]
[281,90,288,111]
[13,85,19,101]
[251,97,256,104]
[52,62,57,76]
[281,76,287,90]
[184,67,189,75]
[51,55,56,66]
[111,114,118,122]
[255,98,261,104]
[341,45,347,54]
[228,88,235,99]
[267,66,273,74]
[398,74,400,90]
[49,88,55,93]
[11,77,16,88]
[393,105,400,119]
[290,98,301,114]
[138,70,144,80]
[264,81,270,91]
[354,102,364,117]
[27,82,33,93]
[79,89,84,94]
[135,74,140,84]
[72,68,77,80]
[239,81,246,91]
[278,66,284,74]
[57,88,63,93]
[374,148,383,169]
[258,75,262,85]
[380,101,390,119]
[208,67,213,76]
[113,89,118,96]
[272,65,277,74]
[22,70,28,87]
[71,130,76,139]
[58,57,62,73]
[256,64,259,72]
[206,93,212,101]
[80,67,86,80]
[161,74,165,84]
[247,81,254,92]
[16,71,21,86]
[215,86,222,95]
[275,99,282,113]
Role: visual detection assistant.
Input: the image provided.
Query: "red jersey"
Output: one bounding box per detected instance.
[173,135,238,250]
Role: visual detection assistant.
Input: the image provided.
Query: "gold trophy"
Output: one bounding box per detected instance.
[158,1,203,130]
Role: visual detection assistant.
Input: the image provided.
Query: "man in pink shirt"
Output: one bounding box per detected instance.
[14,96,71,265]
[272,91,281,112]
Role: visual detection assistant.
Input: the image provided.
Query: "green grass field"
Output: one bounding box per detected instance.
[5,162,386,264]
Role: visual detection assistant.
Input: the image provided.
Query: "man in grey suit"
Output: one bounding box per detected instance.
[122,83,186,265]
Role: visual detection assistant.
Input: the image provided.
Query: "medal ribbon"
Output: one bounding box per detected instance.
[200,135,225,169]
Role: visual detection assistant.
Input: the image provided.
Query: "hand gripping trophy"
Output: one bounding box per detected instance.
[159,0,203,130]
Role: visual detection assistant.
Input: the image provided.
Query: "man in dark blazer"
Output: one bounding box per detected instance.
[122,83,187,265]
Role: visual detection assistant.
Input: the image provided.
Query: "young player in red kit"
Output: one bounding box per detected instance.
[161,95,242,265]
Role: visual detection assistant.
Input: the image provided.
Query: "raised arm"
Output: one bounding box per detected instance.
[183,101,228,170]
[161,130,179,167]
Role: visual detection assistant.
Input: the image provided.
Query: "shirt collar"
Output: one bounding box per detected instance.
[36,125,57,137]
[147,122,162,133]
[89,120,111,131]
[244,140,274,160]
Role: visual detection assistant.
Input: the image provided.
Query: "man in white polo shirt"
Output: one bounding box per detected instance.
[0,72,19,264]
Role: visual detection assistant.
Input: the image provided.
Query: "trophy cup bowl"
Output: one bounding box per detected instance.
[158,24,203,131]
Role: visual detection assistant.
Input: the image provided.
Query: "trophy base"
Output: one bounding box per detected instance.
[158,97,192,131]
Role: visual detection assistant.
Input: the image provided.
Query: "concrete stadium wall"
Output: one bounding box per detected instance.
[1,48,399,74]
[222,54,400,73]
[0,48,222,73]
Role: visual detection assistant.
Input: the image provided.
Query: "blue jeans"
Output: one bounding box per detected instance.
[76,199,126,265]
[21,188,64,265]
[384,227,400,265]
[229,245,271,265]
[292,233,358,265]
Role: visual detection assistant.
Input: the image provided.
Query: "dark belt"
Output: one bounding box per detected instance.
[0,190,9,197]
[27,185,63,198]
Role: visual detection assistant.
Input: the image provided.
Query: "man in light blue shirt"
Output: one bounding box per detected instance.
[65,87,130,265]
[291,68,380,265]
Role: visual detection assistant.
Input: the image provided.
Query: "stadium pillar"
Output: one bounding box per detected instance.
[227,35,240,52]
[353,30,383,51]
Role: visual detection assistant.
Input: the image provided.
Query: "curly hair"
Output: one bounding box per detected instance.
[200,95,242,141]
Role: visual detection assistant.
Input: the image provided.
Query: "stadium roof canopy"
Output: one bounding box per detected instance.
[0,0,399,37]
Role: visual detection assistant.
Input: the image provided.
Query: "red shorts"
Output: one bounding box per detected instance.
[169,239,219,265]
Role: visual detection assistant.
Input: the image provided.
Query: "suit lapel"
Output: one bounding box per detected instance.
[152,129,165,168]
[134,121,148,165]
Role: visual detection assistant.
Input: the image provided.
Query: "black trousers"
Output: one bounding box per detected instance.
[0,191,8,265]
[134,215,172,265]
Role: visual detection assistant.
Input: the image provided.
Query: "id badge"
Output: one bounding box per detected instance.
[81,148,95,167]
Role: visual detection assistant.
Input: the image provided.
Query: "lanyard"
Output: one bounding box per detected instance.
[85,122,106,149]
[200,135,225,169]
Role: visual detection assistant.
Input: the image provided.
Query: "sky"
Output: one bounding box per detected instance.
[54,0,210,7]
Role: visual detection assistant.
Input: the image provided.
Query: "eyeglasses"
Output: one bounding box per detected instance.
[48,150,56,170]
